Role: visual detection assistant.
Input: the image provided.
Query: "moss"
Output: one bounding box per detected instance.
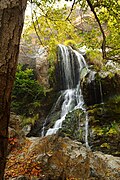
[86,49,104,71]
[64,39,76,49]
[78,129,84,140]
[92,126,105,136]
[106,128,118,136]
[114,152,120,156]
[106,122,120,136]
[108,95,120,104]
[100,143,110,149]
[21,114,38,127]
[60,109,85,141]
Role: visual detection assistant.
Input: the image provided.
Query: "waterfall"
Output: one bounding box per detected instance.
[99,81,104,104]
[45,44,89,146]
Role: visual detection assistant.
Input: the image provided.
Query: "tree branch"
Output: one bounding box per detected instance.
[66,0,76,20]
[86,0,106,59]
[30,0,44,46]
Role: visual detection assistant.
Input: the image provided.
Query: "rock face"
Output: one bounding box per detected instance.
[58,101,120,156]
[81,60,120,106]
[6,135,120,180]
[83,71,120,106]
[59,109,86,142]
[18,45,36,69]
[88,103,120,156]
[18,45,50,88]
[36,48,50,88]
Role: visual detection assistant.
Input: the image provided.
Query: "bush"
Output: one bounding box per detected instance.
[11,65,45,117]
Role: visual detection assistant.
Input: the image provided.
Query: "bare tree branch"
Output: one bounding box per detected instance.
[30,0,44,45]
[66,0,76,20]
[86,0,106,59]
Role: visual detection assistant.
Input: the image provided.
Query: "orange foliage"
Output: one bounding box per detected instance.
[5,139,42,179]
[8,137,18,146]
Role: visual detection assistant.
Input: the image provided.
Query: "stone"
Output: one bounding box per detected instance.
[36,48,50,88]
[8,127,18,138]
[17,176,28,180]
[6,135,120,179]
[9,176,28,180]
[10,112,22,132]
[81,60,120,106]
[25,135,120,179]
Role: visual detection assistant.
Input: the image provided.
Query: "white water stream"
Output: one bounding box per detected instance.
[44,45,90,147]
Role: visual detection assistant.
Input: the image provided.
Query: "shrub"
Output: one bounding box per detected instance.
[11,65,45,117]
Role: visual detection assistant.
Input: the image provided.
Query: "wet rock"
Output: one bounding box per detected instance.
[27,91,60,137]
[39,93,120,156]
[59,109,86,142]
[81,60,120,106]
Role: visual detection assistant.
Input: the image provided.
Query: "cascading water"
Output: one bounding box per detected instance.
[45,44,89,147]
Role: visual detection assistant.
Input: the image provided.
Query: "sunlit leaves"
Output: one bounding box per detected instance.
[25,0,120,60]
[24,0,80,54]
[76,0,120,59]
[97,0,120,58]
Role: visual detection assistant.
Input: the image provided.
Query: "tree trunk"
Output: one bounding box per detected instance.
[0,0,27,179]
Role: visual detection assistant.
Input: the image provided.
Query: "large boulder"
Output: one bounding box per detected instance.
[6,135,120,180]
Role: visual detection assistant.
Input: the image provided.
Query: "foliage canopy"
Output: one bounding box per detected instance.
[24,0,120,61]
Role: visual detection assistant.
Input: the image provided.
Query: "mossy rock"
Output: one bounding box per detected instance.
[88,101,120,156]
[59,109,87,143]
[81,68,120,106]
